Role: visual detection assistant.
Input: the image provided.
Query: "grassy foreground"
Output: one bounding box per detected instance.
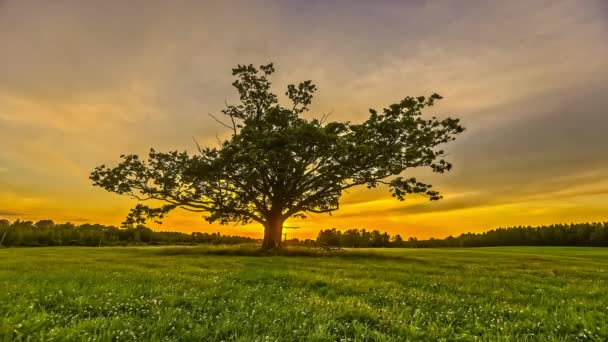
[1,246,607,341]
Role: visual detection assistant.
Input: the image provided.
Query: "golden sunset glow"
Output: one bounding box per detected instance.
[1,1,607,239]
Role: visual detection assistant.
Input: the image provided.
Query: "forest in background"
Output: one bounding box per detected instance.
[0,219,256,247]
[316,222,608,247]
[1,219,607,248]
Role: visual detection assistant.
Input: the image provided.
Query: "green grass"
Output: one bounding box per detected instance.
[1,246,607,341]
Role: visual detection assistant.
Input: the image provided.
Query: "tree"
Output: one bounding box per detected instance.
[392,234,405,248]
[35,220,55,229]
[90,63,464,249]
[317,228,341,247]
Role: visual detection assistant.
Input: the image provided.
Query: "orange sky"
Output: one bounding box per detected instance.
[1,1,607,239]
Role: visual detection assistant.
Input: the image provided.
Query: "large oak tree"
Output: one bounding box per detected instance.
[90,63,464,249]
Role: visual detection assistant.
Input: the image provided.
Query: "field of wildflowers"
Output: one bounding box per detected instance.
[1,246,607,341]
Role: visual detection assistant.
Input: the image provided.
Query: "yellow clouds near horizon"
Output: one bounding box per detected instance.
[1,0,607,238]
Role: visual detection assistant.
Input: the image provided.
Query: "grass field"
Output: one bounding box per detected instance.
[1,246,607,341]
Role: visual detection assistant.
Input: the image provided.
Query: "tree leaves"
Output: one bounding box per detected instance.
[90,63,465,230]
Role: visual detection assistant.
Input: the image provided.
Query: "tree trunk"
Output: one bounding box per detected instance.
[261,216,284,250]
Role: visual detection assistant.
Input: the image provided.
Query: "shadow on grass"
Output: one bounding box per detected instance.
[155,244,429,263]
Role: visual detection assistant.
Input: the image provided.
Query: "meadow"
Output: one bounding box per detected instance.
[1,246,607,341]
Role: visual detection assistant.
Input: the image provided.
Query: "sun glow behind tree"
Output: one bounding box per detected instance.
[90,63,464,249]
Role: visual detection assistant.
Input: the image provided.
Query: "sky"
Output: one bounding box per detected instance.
[1,0,607,239]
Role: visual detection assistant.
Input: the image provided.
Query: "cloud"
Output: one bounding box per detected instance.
[0,0,606,236]
[0,210,20,217]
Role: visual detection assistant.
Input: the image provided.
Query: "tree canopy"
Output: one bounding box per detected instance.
[90,63,464,249]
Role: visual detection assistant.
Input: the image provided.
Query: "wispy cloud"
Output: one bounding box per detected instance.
[0,0,606,237]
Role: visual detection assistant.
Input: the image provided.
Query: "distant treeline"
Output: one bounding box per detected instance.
[316,228,402,248]
[0,219,257,247]
[2,219,608,248]
[316,222,608,248]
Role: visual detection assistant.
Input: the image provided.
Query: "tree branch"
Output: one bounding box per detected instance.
[208,113,235,132]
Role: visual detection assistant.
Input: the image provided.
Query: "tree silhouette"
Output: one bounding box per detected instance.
[90,63,464,249]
